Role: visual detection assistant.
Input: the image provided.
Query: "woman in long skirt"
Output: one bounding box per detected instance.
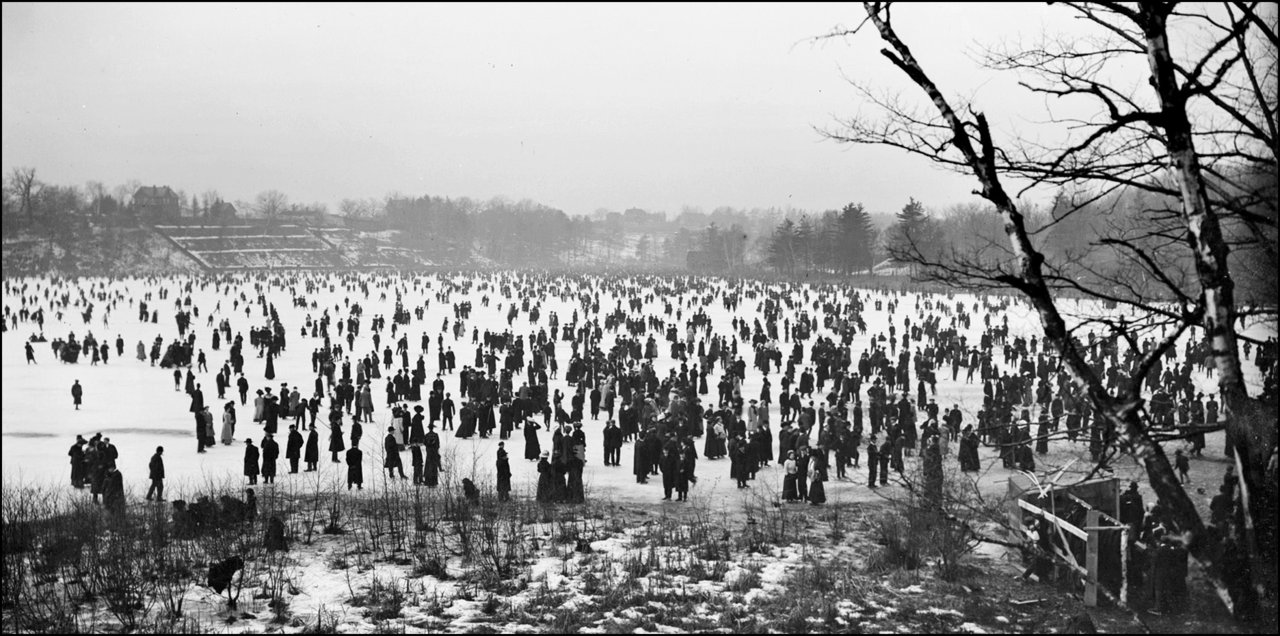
[781,451,798,501]
[807,448,826,505]
[536,453,554,502]
[221,402,236,445]
[524,420,542,461]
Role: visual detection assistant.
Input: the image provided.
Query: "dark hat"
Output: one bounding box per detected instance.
[245,438,253,444]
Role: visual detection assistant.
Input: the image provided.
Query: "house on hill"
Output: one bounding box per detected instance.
[133,186,181,219]
[209,200,237,221]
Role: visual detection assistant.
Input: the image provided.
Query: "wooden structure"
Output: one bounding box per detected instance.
[1008,476,1130,607]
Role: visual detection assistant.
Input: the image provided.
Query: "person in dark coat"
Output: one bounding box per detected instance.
[146,446,165,501]
[384,427,407,479]
[243,439,260,485]
[68,435,87,488]
[865,435,875,488]
[634,430,651,483]
[876,436,890,486]
[496,443,512,501]
[410,406,426,445]
[103,463,126,517]
[305,424,320,471]
[524,420,542,461]
[1016,441,1035,472]
[410,443,424,484]
[329,414,345,463]
[677,445,696,501]
[190,383,205,414]
[462,478,481,504]
[346,446,364,490]
[261,433,279,484]
[441,393,456,431]
[807,447,827,505]
[536,452,554,502]
[71,380,83,410]
[603,419,623,466]
[455,401,477,438]
[88,443,107,503]
[729,432,748,488]
[286,425,303,473]
[1119,481,1145,529]
[350,417,363,450]
[957,426,976,471]
[660,447,680,501]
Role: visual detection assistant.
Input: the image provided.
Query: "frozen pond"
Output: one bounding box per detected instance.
[3,272,1271,509]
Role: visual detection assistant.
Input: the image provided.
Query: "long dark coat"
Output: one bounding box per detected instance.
[536,458,554,502]
[287,429,303,459]
[634,436,650,479]
[305,429,320,463]
[243,444,260,477]
[329,424,346,453]
[261,438,279,477]
[103,470,125,514]
[384,433,402,468]
[348,447,363,483]
[346,448,364,485]
[524,422,542,460]
[496,450,512,495]
[660,451,680,491]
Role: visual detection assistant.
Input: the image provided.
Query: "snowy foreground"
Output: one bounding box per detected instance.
[2,272,1272,633]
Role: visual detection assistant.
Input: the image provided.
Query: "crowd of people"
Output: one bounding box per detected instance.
[2,272,1274,553]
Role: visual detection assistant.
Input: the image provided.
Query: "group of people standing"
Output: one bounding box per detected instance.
[14,270,1270,525]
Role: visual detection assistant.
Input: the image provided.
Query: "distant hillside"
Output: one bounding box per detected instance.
[2,225,202,276]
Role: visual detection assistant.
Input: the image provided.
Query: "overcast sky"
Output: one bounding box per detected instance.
[4,2,1082,217]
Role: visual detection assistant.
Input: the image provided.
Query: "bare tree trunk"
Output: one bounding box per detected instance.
[1138,2,1274,613]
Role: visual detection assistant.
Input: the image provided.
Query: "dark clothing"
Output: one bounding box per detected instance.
[103,470,125,516]
[305,429,320,466]
[346,448,364,488]
[287,429,304,473]
[261,438,279,481]
[603,425,623,466]
[536,458,555,502]
[243,444,260,483]
[524,422,542,460]
[147,452,165,500]
[384,433,406,477]
[497,450,512,500]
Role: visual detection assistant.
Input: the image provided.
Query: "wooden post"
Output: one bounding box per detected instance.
[1085,509,1100,607]
[1120,526,1129,607]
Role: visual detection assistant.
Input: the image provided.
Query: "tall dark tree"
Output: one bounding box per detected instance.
[838,202,877,273]
[766,219,799,274]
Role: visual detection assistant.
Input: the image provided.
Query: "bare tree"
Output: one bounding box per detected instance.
[7,167,41,221]
[84,181,109,216]
[339,197,384,220]
[255,190,289,221]
[823,1,1276,618]
[112,179,142,212]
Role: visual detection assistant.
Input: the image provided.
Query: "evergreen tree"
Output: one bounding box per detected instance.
[766,219,798,273]
[838,202,877,273]
[795,215,815,272]
[887,197,936,273]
